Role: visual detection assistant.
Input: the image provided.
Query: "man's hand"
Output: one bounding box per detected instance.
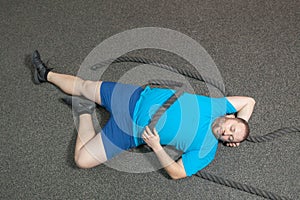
[225,142,240,147]
[142,126,162,152]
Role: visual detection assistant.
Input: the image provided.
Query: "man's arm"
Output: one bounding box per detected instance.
[142,126,187,180]
[226,96,256,122]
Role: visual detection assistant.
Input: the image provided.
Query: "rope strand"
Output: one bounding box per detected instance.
[246,127,299,143]
[196,171,291,200]
[91,56,226,95]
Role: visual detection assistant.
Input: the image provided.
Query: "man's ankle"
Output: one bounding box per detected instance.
[44,69,51,81]
[46,71,54,82]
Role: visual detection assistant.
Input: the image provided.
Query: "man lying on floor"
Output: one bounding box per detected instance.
[31,50,256,179]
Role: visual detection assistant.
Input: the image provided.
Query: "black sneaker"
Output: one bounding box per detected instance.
[62,96,95,115]
[31,50,52,84]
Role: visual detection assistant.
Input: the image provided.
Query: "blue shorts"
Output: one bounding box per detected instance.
[99,82,143,159]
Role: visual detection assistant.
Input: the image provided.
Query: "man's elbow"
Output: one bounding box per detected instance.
[249,97,256,105]
[170,175,186,180]
[170,172,187,180]
[246,97,256,107]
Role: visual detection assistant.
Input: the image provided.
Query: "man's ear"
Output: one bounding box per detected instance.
[226,114,236,118]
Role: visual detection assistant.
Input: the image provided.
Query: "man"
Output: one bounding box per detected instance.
[32,50,255,180]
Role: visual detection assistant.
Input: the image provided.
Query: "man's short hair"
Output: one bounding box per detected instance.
[235,117,250,142]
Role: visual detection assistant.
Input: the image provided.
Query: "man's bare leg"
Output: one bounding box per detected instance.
[32,51,107,168]
[47,71,102,105]
[46,73,106,168]
[32,50,101,104]
[75,113,107,168]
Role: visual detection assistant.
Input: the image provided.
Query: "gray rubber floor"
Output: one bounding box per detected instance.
[1,0,299,199]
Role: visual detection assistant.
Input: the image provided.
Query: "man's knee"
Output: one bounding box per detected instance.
[80,80,102,104]
[75,156,93,169]
[81,80,94,93]
[75,154,99,169]
[74,147,105,169]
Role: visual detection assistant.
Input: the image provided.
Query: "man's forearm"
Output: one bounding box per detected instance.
[153,145,186,179]
[153,145,175,168]
[142,126,186,179]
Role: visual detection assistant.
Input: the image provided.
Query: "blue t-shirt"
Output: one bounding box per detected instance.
[132,86,237,176]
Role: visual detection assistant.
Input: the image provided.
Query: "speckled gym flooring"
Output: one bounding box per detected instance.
[1,1,299,199]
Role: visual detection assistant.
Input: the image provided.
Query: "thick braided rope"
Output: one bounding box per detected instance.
[148,88,185,130]
[90,56,296,199]
[115,56,225,94]
[196,171,290,200]
[246,127,300,143]
[90,56,226,95]
[147,79,184,88]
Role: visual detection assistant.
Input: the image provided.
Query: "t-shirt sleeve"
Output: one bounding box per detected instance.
[182,145,218,176]
[209,97,237,117]
[225,97,237,114]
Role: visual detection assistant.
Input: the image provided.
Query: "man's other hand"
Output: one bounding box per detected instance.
[225,142,240,147]
[142,126,162,152]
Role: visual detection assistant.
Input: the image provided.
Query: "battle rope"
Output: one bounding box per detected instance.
[196,171,290,200]
[246,126,299,143]
[90,56,298,199]
[91,56,226,95]
[147,81,186,131]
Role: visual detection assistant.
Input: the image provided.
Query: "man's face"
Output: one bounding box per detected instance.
[212,116,246,143]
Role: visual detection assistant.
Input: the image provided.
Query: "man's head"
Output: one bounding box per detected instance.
[211,115,249,143]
